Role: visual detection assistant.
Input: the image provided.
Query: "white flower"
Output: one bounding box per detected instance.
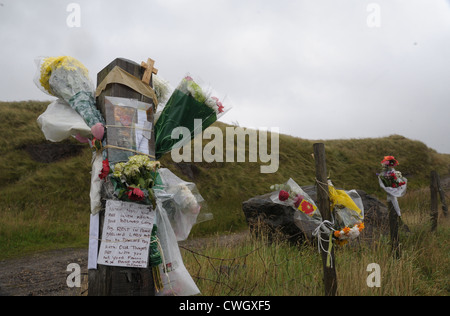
[348,226,360,240]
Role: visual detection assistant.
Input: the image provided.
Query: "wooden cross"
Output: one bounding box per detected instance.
[141,58,158,85]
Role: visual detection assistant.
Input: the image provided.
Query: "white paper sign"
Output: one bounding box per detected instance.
[97,200,155,268]
[136,110,152,155]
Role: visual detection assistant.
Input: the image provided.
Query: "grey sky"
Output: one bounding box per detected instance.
[1,0,449,154]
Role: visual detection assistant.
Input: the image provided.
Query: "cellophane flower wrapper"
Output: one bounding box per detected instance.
[271,179,323,233]
[155,200,200,296]
[378,168,407,216]
[34,56,105,128]
[37,99,92,142]
[154,74,230,158]
[332,189,365,231]
[154,168,212,241]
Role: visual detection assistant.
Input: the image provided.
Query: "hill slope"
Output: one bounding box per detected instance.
[0,101,449,258]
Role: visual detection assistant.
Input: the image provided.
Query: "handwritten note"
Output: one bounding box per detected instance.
[97,200,155,268]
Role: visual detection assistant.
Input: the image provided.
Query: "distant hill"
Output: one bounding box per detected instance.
[0,101,449,258]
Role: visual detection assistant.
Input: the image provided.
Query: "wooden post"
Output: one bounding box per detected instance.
[88,58,157,296]
[313,143,338,296]
[430,171,439,232]
[436,173,448,217]
[388,201,400,259]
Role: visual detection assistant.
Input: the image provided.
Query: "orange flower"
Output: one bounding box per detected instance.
[358,223,365,232]
[343,227,351,235]
[334,231,341,238]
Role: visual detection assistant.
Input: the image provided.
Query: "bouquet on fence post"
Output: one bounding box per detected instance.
[34,56,105,128]
[270,179,365,247]
[154,75,229,158]
[328,181,365,246]
[100,154,161,209]
[377,156,407,216]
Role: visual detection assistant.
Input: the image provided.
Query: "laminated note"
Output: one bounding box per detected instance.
[97,200,155,268]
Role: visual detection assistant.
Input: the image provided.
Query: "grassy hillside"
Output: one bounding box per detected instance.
[0,101,449,259]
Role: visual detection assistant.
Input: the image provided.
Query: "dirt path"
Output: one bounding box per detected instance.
[0,231,249,296]
[0,248,88,296]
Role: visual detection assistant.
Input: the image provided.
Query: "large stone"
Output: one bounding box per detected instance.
[242,186,391,244]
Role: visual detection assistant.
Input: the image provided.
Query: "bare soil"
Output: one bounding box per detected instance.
[0,232,249,296]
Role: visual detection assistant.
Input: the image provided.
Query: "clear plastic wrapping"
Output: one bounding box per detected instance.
[155,200,200,296]
[34,56,105,128]
[154,74,231,158]
[155,168,212,241]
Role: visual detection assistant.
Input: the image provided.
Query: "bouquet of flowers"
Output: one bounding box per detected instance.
[271,179,365,246]
[333,223,365,246]
[34,56,105,128]
[378,156,406,189]
[377,156,407,216]
[154,75,229,158]
[101,155,161,208]
[270,180,319,217]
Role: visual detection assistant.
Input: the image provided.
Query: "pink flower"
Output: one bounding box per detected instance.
[279,190,290,202]
[75,133,90,144]
[184,76,193,81]
[293,194,305,208]
[212,97,225,113]
[91,123,105,140]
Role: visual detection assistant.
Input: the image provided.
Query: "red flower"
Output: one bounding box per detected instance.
[99,159,110,180]
[381,156,399,167]
[127,187,145,201]
[279,190,290,202]
[299,200,315,215]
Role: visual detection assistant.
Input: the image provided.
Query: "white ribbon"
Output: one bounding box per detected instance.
[312,220,336,268]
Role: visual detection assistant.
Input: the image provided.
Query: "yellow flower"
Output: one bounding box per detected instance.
[39,56,89,95]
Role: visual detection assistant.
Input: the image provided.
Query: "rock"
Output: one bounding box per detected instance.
[175,162,200,181]
[242,186,393,244]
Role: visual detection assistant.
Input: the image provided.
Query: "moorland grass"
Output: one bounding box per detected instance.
[0,101,449,263]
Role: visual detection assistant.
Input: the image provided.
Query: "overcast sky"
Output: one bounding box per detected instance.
[1,0,449,154]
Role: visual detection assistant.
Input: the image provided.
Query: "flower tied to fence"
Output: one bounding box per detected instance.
[378,156,407,216]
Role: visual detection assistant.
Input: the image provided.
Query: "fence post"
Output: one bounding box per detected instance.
[388,201,400,259]
[430,171,439,232]
[313,143,338,296]
[88,58,157,296]
[436,173,448,217]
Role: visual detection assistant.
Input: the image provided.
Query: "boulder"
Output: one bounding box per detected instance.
[242,186,391,244]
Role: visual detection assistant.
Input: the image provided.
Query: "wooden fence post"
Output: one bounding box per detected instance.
[313,143,338,296]
[430,171,439,232]
[436,173,448,217]
[88,58,157,296]
[388,201,400,259]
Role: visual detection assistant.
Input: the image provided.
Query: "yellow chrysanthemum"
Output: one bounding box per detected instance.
[39,56,89,95]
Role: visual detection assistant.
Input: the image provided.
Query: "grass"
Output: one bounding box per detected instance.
[0,101,92,259]
[0,100,449,265]
[180,190,450,296]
